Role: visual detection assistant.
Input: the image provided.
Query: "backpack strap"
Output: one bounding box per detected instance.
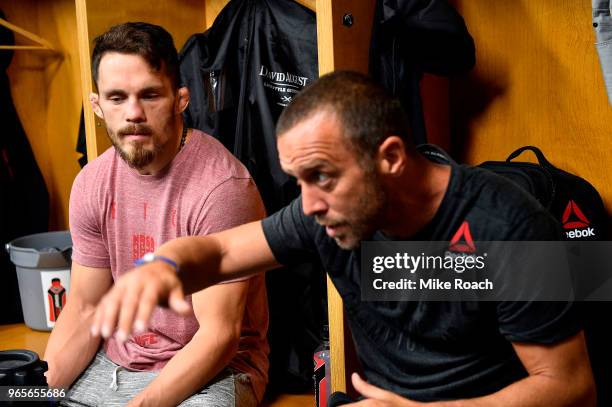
[417,144,457,165]
[505,145,557,209]
[506,145,555,169]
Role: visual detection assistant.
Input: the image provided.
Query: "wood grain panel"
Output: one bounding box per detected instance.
[75,0,98,161]
[316,0,375,75]
[452,1,612,219]
[262,394,315,407]
[205,0,229,29]
[82,0,206,49]
[2,0,83,230]
[0,324,50,357]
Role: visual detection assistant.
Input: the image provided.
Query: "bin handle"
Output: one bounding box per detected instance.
[5,243,72,262]
[59,246,72,264]
[5,243,41,255]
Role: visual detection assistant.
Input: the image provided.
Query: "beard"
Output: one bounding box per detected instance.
[316,167,386,250]
[116,143,156,169]
[109,124,159,169]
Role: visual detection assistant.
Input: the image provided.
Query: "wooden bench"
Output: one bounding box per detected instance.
[0,323,49,356]
[262,394,314,407]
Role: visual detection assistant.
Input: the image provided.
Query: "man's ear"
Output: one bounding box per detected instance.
[89,92,104,119]
[177,87,190,113]
[376,136,407,176]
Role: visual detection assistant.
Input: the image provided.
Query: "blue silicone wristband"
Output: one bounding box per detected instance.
[135,252,179,273]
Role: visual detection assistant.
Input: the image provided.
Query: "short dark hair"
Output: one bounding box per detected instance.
[276,71,413,158]
[91,22,180,90]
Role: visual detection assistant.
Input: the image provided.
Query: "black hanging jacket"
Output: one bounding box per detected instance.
[180,0,318,214]
[370,0,476,145]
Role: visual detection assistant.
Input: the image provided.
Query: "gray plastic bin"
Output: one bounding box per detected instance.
[5,231,72,331]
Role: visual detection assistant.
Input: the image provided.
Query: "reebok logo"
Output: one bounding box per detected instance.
[562,200,590,229]
[449,221,476,253]
[562,200,596,239]
[566,228,595,238]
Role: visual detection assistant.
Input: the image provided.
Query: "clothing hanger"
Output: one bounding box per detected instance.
[0,17,56,52]
[295,0,315,12]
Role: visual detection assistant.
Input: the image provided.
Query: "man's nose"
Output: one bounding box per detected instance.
[301,184,328,217]
[125,98,146,122]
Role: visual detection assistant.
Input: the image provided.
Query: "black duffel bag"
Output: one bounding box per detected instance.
[478,146,607,241]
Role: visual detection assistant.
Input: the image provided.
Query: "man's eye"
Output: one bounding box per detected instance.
[142,93,159,100]
[315,172,331,184]
[109,96,124,103]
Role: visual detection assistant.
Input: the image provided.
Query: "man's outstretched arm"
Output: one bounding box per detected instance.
[91,220,278,340]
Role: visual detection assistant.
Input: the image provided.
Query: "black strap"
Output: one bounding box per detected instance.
[506,146,557,208]
[417,144,456,165]
[506,145,555,169]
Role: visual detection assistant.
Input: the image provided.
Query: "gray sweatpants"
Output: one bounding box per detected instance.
[60,351,257,407]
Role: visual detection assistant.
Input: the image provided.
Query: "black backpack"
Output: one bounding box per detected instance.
[478,146,611,407]
[478,146,608,241]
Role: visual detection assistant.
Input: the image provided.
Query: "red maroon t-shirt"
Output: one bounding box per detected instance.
[69,130,269,401]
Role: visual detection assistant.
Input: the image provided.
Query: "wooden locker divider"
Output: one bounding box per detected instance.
[316,0,376,393]
[75,0,98,161]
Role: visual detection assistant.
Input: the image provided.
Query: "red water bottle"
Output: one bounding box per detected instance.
[313,324,331,407]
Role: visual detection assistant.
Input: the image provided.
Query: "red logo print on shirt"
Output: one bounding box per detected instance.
[132,234,155,261]
[448,221,476,253]
[562,200,590,229]
[133,333,158,347]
